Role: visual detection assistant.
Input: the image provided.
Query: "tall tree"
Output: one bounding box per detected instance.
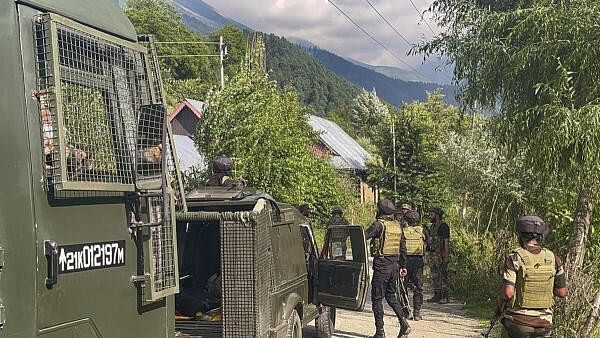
[195,37,354,222]
[126,0,219,106]
[419,0,600,274]
[418,1,600,334]
[348,89,389,140]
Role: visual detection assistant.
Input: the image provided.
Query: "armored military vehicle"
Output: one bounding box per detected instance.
[174,187,370,338]
[1,1,181,337]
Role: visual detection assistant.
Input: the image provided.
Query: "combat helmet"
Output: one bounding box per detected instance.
[213,155,233,173]
[377,199,396,215]
[516,215,546,244]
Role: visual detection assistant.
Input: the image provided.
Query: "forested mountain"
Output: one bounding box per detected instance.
[171,0,250,33]
[307,47,456,106]
[345,57,429,83]
[166,0,456,109]
[264,34,361,115]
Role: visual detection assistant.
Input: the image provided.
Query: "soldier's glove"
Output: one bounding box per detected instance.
[399,268,408,277]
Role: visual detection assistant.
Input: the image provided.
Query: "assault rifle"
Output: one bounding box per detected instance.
[396,276,412,319]
[481,311,503,338]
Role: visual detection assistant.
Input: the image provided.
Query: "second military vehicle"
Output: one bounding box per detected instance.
[174,187,370,338]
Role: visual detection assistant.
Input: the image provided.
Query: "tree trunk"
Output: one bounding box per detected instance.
[485,191,499,234]
[566,182,594,281]
[581,290,600,337]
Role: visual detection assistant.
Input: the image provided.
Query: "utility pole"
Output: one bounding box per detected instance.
[155,38,227,90]
[219,35,226,90]
[391,119,397,196]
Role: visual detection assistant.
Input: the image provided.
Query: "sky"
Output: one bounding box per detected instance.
[200,0,442,70]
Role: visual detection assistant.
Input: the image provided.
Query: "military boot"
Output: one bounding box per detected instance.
[412,310,422,321]
[370,329,385,338]
[426,291,441,303]
[398,318,411,337]
[438,290,449,304]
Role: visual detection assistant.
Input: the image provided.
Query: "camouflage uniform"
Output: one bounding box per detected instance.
[427,220,450,303]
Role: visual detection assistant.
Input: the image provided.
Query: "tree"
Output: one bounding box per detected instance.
[209,25,249,81]
[195,37,354,223]
[126,0,219,103]
[348,89,389,140]
[368,92,465,207]
[418,1,600,334]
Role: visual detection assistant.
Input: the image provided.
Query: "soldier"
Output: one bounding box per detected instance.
[366,199,411,338]
[327,206,350,227]
[395,203,412,223]
[426,207,450,304]
[206,155,235,186]
[403,210,428,321]
[328,206,351,259]
[297,204,311,219]
[496,216,568,338]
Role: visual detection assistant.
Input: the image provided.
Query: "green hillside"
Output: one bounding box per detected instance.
[264,34,361,115]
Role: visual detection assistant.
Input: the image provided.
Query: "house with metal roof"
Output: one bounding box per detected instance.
[169,99,206,172]
[308,115,379,204]
[170,98,205,137]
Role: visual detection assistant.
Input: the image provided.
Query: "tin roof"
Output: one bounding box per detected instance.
[172,135,206,172]
[308,115,371,171]
[169,99,205,122]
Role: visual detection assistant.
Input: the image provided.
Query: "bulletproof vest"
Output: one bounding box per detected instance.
[513,247,556,309]
[404,225,425,256]
[370,219,401,257]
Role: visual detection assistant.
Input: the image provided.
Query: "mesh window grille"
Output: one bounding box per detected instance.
[146,193,179,299]
[34,13,162,192]
[220,210,273,338]
[34,14,179,301]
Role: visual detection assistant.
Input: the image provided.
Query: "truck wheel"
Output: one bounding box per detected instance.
[286,309,303,338]
[315,306,336,338]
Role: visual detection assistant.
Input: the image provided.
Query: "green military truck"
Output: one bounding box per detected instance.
[174,188,370,338]
[1,0,181,337]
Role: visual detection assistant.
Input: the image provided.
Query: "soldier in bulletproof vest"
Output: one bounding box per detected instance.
[206,155,235,186]
[404,210,428,321]
[496,216,568,338]
[366,199,411,338]
[426,207,450,304]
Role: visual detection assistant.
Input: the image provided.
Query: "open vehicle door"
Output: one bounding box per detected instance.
[317,225,369,311]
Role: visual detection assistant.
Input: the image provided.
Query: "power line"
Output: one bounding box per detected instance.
[407,0,436,35]
[327,0,428,79]
[365,0,412,47]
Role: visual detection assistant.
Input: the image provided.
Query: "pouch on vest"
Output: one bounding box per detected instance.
[514,248,555,309]
[405,226,425,256]
[370,238,382,257]
[381,220,402,256]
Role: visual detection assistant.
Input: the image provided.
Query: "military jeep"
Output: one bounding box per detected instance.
[174,187,370,338]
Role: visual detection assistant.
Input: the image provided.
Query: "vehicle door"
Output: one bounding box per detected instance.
[299,224,319,303]
[316,225,369,311]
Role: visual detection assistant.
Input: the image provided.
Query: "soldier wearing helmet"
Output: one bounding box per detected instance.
[403,210,428,321]
[395,203,412,224]
[496,216,568,338]
[326,206,351,259]
[327,206,350,227]
[426,207,450,304]
[206,155,234,186]
[365,199,411,337]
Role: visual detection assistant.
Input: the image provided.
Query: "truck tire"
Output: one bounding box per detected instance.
[315,307,336,338]
[286,309,303,338]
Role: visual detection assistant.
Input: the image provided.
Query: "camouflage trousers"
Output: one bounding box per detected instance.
[429,255,449,293]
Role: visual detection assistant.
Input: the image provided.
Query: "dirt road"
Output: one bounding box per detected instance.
[305,293,485,338]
